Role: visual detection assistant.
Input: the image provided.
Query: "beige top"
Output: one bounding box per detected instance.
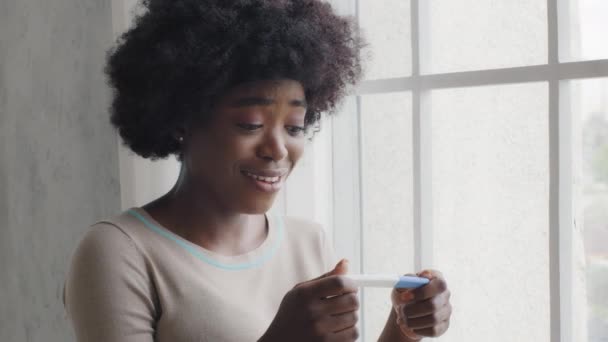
[64,207,339,342]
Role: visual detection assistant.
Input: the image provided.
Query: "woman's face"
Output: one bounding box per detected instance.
[182,79,307,214]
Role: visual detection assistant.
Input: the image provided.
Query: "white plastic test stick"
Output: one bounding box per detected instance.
[346,274,429,289]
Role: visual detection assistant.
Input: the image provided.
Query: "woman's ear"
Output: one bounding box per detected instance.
[173,125,187,143]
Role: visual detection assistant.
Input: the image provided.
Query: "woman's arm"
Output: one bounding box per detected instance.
[64,224,158,342]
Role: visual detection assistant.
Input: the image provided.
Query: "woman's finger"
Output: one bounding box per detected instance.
[320,292,360,315]
[404,302,452,330]
[412,319,450,337]
[403,289,451,318]
[409,273,447,302]
[329,325,359,342]
[329,310,359,333]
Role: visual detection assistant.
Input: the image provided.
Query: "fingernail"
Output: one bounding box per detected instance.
[417,270,434,279]
[400,291,414,302]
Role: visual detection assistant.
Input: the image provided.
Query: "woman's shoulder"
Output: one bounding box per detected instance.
[68,209,152,267]
[64,211,158,339]
[70,213,140,262]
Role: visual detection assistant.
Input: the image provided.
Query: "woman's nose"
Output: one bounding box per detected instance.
[257,128,288,161]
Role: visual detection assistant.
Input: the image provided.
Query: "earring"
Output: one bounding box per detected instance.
[177,136,184,143]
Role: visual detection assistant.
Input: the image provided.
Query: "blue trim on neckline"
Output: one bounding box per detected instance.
[127,209,283,271]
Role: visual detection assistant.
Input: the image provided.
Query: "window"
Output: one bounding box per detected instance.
[319,0,608,341]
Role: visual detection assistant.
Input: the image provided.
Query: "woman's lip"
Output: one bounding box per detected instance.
[240,168,289,178]
[242,171,284,193]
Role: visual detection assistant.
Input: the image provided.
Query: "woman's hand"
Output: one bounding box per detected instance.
[260,260,360,342]
[390,270,452,341]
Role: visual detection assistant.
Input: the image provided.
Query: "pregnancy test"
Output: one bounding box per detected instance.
[346,274,429,289]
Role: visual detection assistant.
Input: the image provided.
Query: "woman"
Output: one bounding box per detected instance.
[64,0,452,341]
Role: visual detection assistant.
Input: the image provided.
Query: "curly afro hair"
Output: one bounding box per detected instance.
[105,0,366,160]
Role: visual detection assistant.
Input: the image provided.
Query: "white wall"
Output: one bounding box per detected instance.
[0,0,120,340]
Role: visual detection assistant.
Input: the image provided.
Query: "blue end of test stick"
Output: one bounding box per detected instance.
[347,274,430,289]
[395,275,430,289]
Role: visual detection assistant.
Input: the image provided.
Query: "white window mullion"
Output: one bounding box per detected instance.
[556,80,575,342]
[356,60,608,96]
[411,0,421,272]
[355,93,367,342]
[412,95,423,271]
[416,91,434,271]
[354,2,367,340]
[548,2,561,342]
[412,0,433,271]
[549,77,564,342]
[549,1,571,342]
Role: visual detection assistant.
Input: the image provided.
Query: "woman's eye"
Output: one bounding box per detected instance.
[286,126,306,136]
[236,123,263,131]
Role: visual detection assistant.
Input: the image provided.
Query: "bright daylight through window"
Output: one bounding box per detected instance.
[326,0,608,341]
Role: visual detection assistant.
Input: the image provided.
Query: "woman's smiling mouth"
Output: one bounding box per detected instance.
[240,168,288,193]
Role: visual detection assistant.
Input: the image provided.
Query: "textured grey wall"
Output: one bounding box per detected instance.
[0,0,120,341]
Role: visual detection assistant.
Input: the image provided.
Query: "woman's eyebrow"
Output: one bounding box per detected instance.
[230,97,307,108]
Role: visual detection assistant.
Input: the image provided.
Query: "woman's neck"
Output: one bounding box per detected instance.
[142,175,268,256]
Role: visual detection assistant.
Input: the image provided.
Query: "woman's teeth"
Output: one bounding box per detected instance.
[244,171,280,183]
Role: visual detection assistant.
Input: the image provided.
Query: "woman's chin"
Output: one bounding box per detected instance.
[239,196,277,214]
